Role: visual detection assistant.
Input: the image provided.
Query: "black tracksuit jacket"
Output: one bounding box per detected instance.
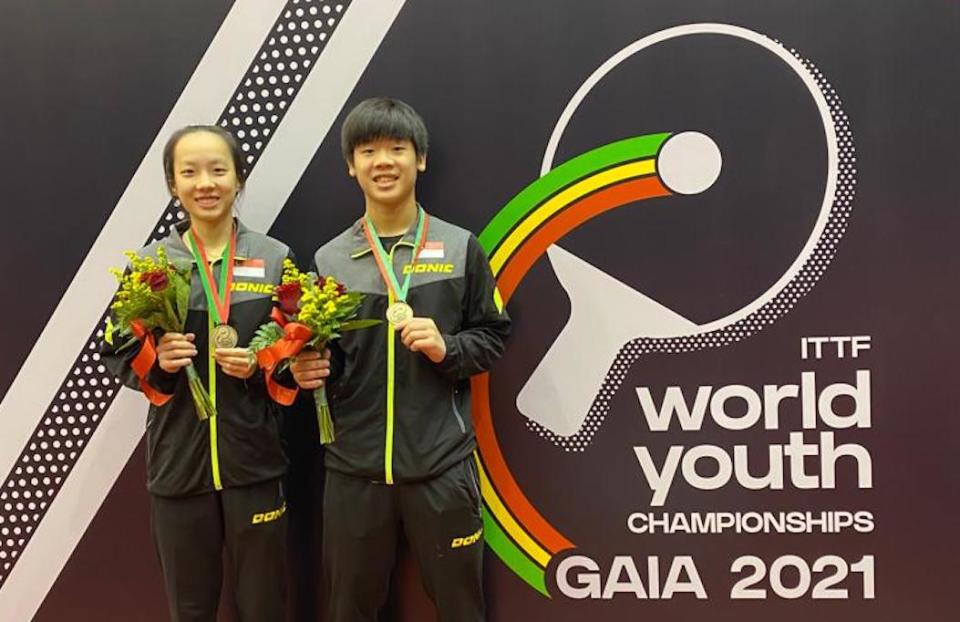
[103,219,291,497]
[314,212,511,484]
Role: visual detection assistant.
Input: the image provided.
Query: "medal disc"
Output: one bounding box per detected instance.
[386,301,414,326]
[212,323,239,349]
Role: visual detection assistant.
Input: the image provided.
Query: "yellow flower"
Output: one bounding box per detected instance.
[281,258,302,284]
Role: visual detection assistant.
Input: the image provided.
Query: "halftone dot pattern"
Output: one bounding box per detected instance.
[0,0,351,588]
[527,48,857,452]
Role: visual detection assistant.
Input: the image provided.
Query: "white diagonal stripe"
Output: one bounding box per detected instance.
[0,0,287,488]
[241,0,407,232]
[0,0,406,617]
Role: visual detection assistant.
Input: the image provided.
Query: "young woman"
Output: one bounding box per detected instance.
[104,125,291,621]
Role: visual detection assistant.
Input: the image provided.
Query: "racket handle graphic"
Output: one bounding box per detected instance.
[516,244,697,437]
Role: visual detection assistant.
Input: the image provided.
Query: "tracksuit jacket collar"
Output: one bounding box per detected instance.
[348,208,426,259]
[167,218,255,263]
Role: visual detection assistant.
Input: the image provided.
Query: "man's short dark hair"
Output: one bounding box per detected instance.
[340,97,429,162]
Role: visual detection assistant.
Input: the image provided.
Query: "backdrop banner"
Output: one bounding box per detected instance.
[0,1,956,620]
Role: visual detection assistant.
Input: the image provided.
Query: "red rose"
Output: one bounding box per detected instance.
[335,282,347,296]
[139,270,169,292]
[276,282,302,315]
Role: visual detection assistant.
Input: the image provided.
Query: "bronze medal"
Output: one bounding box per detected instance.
[386,301,414,327]
[212,323,239,349]
[362,207,431,332]
[187,227,239,352]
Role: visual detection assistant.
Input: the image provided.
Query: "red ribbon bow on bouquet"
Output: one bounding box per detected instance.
[129,320,174,407]
[255,307,314,405]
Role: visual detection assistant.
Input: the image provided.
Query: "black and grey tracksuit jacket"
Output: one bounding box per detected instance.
[315,212,511,484]
[103,219,291,497]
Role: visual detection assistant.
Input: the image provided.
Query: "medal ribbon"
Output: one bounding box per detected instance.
[361,206,430,303]
[186,226,237,326]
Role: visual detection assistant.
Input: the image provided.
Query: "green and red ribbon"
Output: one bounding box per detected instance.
[186,226,237,327]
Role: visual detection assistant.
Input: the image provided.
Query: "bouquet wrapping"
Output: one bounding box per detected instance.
[106,248,216,420]
[251,259,378,444]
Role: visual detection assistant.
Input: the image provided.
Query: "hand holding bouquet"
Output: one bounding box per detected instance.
[251,259,379,444]
[106,247,216,420]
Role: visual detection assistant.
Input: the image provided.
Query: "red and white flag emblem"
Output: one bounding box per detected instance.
[419,241,444,259]
[234,258,266,278]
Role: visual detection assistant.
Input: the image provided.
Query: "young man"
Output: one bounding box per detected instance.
[291,97,510,621]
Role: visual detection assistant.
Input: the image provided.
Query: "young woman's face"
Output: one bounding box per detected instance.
[169,131,241,225]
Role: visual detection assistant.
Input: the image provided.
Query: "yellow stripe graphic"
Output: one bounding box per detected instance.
[491,158,656,274]
[476,457,550,567]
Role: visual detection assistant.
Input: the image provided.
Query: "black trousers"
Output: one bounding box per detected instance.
[323,456,485,622]
[150,478,287,622]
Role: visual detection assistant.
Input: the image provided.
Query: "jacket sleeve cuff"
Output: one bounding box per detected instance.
[243,364,267,390]
[434,333,462,378]
[146,364,179,394]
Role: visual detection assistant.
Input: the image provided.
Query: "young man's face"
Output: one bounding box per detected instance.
[348,137,426,208]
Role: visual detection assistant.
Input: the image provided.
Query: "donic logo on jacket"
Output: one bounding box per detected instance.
[472,24,860,600]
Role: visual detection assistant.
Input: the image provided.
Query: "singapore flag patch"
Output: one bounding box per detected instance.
[418,241,444,259]
[234,258,266,278]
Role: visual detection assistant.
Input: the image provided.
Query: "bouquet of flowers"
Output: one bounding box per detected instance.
[106,247,216,420]
[251,259,379,444]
